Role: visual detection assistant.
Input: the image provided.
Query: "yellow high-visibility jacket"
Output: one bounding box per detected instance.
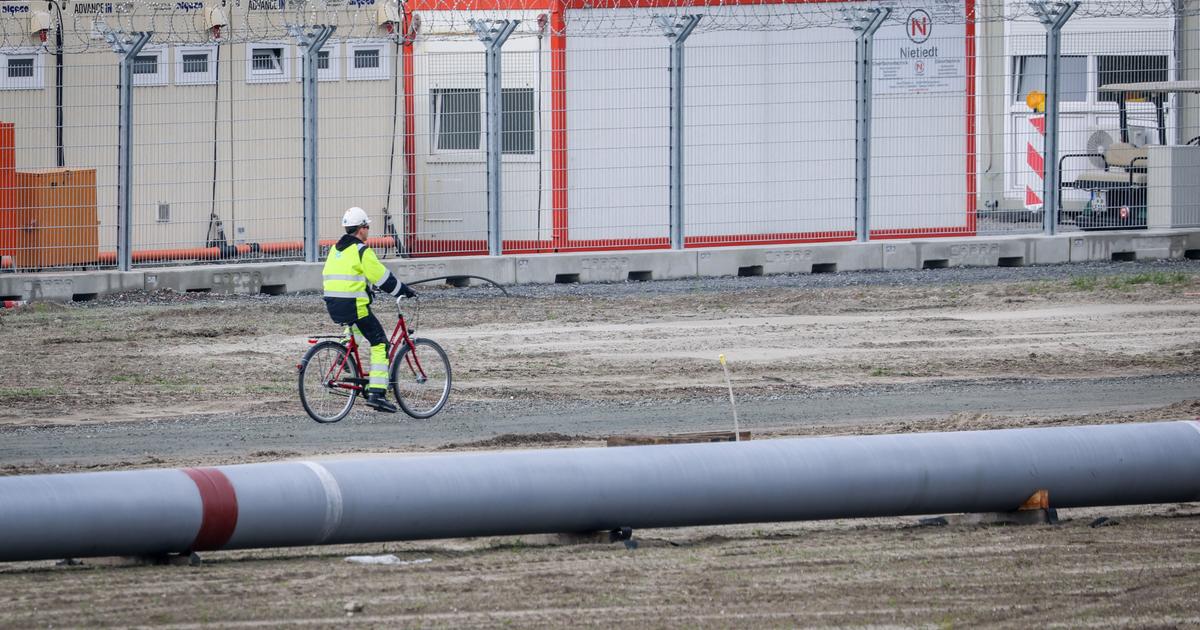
[322,234,403,323]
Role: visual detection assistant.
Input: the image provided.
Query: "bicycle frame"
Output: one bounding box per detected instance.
[306,302,430,394]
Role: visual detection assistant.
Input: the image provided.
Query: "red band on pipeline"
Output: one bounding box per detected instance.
[183,468,239,552]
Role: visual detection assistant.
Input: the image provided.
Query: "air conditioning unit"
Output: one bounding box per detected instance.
[1083,127,1118,169]
[1082,125,1154,169]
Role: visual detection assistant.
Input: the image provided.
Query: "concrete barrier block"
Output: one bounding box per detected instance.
[514,251,692,284]
[808,242,883,272]
[387,256,515,288]
[913,240,1003,268]
[1069,232,1184,262]
[697,248,770,277]
[145,268,261,295]
[881,242,919,270]
[0,271,144,302]
[1024,236,1071,265]
[253,262,322,294]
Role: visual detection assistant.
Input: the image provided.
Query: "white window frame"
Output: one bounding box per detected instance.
[345,40,390,81]
[294,40,341,82]
[175,44,218,86]
[428,83,539,163]
[0,48,44,90]
[246,42,291,84]
[131,45,169,87]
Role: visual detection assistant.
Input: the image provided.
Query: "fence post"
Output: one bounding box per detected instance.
[845,8,888,243]
[656,15,701,250]
[100,28,152,273]
[472,19,519,257]
[1031,1,1078,236]
[292,25,336,263]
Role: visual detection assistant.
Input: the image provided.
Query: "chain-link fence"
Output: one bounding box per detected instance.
[1,0,1197,271]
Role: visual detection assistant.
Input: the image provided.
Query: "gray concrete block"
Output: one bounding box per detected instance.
[696,243,879,276]
[1068,230,1190,262]
[386,256,515,288]
[881,241,919,270]
[514,251,694,284]
[1025,236,1071,265]
[0,271,144,302]
[913,239,1001,268]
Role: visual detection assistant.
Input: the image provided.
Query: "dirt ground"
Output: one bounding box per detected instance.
[1,264,1199,627]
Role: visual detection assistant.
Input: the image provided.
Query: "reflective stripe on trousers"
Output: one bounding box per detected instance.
[368,343,388,391]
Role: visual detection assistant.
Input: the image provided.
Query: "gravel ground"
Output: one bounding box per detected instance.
[1,257,1199,627]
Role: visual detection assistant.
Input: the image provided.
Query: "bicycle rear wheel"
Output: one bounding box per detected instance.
[298,340,361,423]
[390,338,451,419]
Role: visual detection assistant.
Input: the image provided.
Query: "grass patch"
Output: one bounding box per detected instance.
[868,367,893,377]
[1069,276,1099,291]
[0,386,65,401]
[1104,272,1192,290]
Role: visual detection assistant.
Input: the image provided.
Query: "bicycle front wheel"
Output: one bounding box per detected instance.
[390,338,451,419]
[298,340,361,423]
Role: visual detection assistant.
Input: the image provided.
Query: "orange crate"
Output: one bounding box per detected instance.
[12,168,98,269]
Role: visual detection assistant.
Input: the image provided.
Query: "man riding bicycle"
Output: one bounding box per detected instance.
[322,206,417,413]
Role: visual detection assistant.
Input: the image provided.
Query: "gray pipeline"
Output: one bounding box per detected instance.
[2,421,1199,562]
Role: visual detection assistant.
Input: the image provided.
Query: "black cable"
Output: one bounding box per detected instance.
[406,275,509,296]
[383,38,402,257]
[207,40,226,249]
[49,0,63,167]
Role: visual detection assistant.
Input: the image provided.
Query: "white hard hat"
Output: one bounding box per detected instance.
[341,206,371,228]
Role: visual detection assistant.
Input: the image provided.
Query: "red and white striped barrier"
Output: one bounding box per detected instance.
[1025,115,1046,211]
[2,300,26,309]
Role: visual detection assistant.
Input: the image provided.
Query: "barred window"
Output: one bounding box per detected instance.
[501,88,535,155]
[1098,55,1168,102]
[247,44,290,84]
[7,58,33,79]
[181,53,208,74]
[432,88,481,151]
[252,48,283,72]
[132,55,158,75]
[353,48,379,70]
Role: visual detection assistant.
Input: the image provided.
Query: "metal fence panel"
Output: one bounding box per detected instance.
[0,0,1197,271]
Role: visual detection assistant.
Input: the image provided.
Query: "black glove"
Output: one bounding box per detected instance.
[399,284,417,298]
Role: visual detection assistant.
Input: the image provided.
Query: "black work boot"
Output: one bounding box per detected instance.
[364,390,397,413]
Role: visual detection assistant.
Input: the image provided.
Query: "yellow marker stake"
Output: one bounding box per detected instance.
[719,354,741,442]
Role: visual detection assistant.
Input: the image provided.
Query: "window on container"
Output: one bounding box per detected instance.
[181,53,208,74]
[353,48,379,70]
[432,88,481,151]
[2,51,42,90]
[1014,55,1087,103]
[1097,55,1168,102]
[132,55,158,75]
[501,87,535,155]
[345,43,387,81]
[7,57,33,78]
[252,48,283,72]
[317,50,330,71]
[177,46,217,85]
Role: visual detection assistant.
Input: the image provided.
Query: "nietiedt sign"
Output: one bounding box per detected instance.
[873,0,966,95]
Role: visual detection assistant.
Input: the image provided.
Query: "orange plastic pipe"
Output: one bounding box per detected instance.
[93,237,399,265]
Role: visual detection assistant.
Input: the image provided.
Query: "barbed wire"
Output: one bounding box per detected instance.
[0,0,1195,52]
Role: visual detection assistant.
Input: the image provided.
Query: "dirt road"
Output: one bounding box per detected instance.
[1,260,1198,626]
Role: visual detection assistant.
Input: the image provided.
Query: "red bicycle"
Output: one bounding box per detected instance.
[297,297,451,423]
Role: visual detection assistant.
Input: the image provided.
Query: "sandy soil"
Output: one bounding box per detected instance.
[1,267,1199,627]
